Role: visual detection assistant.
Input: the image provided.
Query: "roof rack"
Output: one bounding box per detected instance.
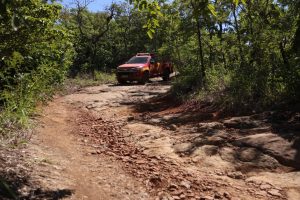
[136,53,155,57]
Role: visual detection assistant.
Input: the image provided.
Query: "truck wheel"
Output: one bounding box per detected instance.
[118,79,126,85]
[139,71,149,84]
[162,69,170,81]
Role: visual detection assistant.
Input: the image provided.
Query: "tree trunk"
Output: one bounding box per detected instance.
[218,22,227,68]
[232,4,244,65]
[196,18,205,87]
[279,40,290,69]
[209,28,213,69]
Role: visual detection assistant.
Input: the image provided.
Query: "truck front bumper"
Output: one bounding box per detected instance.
[116,70,143,81]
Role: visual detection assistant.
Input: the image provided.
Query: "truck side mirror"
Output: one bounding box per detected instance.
[150,60,155,64]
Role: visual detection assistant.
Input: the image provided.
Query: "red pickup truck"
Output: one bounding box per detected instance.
[116,53,173,84]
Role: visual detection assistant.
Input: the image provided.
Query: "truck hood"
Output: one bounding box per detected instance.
[118,63,146,68]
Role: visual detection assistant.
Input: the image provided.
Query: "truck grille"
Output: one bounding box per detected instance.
[117,67,139,72]
[117,72,135,76]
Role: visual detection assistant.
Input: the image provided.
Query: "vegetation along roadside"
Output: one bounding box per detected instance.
[0,0,299,199]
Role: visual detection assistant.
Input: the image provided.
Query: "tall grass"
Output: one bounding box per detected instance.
[0,66,65,147]
[64,71,116,89]
[0,69,116,147]
[171,62,231,102]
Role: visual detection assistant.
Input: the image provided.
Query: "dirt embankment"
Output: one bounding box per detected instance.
[1,81,299,200]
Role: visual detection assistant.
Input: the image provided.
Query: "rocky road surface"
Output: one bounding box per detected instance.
[4,80,299,200]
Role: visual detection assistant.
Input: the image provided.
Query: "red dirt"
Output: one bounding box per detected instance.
[1,82,299,200]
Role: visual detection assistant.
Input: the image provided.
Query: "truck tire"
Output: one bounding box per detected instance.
[139,71,149,84]
[162,69,170,81]
[118,79,126,85]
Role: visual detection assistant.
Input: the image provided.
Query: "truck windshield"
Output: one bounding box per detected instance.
[127,56,148,64]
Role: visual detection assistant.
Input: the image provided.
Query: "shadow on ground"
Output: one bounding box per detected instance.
[268,110,300,169]
[133,92,218,126]
[109,79,173,87]
[0,173,73,200]
[132,91,300,171]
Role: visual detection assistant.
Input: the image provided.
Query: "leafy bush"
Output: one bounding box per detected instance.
[0,0,73,143]
[94,71,116,84]
[166,0,299,109]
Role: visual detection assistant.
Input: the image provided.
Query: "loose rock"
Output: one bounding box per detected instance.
[227,171,245,179]
[180,180,191,189]
[267,189,282,197]
[260,183,272,190]
[200,196,214,200]
[169,124,177,131]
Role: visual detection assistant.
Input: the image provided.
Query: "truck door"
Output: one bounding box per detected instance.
[149,58,156,75]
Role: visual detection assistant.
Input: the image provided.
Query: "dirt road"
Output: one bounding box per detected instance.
[21,81,300,199]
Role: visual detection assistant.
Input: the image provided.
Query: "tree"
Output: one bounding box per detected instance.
[64,0,117,76]
[0,0,73,124]
[133,0,299,105]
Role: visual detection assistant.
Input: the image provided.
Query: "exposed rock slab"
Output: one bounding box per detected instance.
[223,116,263,129]
[234,133,299,168]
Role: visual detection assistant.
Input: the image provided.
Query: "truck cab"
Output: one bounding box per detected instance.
[116,53,173,84]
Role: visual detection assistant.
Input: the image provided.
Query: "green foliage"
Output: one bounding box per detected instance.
[129,0,299,108]
[64,71,116,89]
[162,0,300,108]
[0,0,73,140]
[94,71,116,83]
[172,62,201,96]
[63,1,157,77]
[1,0,299,142]
[0,178,17,200]
[131,0,163,39]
